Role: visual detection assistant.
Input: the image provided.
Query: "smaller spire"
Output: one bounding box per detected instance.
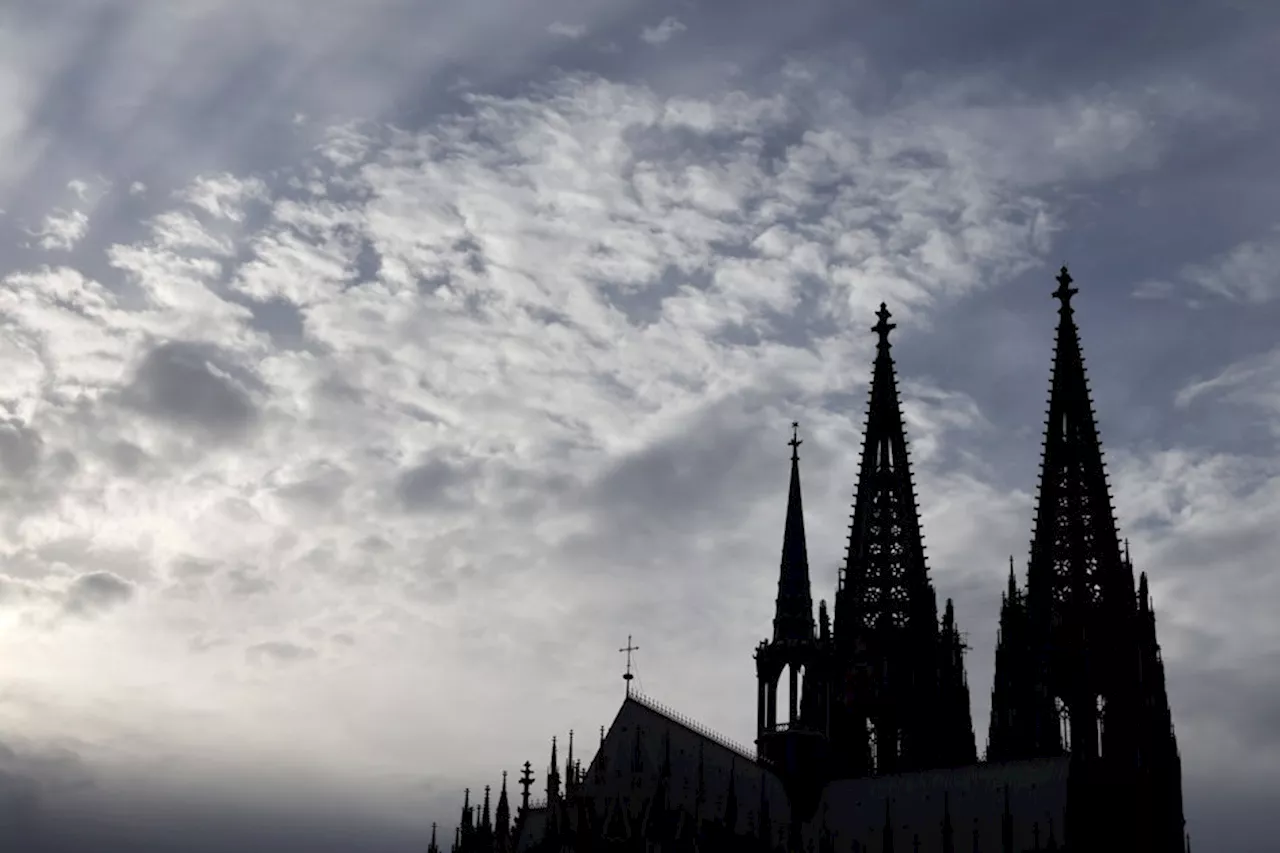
[773,420,815,644]
[495,771,511,845]
[428,822,439,853]
[482,785,492,831]
[873,302,896,350]
[1052,265,1077,311]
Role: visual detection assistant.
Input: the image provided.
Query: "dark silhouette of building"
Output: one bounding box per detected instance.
[441,268,1187,853]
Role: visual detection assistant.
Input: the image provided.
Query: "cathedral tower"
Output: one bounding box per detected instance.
[986,267,1185,851]
[832,303,976,777]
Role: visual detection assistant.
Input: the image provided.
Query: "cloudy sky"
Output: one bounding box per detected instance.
[0,1,1277,850]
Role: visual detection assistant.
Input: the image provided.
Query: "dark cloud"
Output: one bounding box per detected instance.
[62,572,135,616]
[0,420,43,478]
[119,341,261,441]
[581,400,772,539]
[274,462,353,509]
[224,567,275,599]
[106,440,150,476]
[245,641,318,665]
[394,456,478,512]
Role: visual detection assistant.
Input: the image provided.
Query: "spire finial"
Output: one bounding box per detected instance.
[1053,266,1077,310]
[789,421,802,462]
[620,635,639,695]
[872,302,896,348]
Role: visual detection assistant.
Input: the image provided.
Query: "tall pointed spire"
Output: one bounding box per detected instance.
[1021,265,1134,759]
[833,302,967,776]
[998,267,1184,851]
[428,822,440,853]
[774,421,815,644]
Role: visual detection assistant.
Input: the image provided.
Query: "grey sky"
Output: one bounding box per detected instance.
[0,1,1277,850]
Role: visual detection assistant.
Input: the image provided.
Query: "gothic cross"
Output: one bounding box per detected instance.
[788,421,802,461]
[1053,265,1077,309]
[872,302,896,347]
[620,635,639,695]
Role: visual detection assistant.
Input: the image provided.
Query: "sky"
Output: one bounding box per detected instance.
[0,1,1277,850]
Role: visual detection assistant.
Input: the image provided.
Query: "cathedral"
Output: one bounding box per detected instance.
[431,268,1189,853]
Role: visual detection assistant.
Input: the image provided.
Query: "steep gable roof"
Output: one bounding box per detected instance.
[579,693,791,841]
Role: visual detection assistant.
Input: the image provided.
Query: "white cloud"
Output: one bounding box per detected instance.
[32,209,90,251]
[1182,227,1280,304]
[1134,225,1280,305]
[547,22,588,39]
[641,17,687,46]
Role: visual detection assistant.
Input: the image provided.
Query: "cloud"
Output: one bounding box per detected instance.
[640,17,687,46]
[1137,225,1280,305]
[118,341,262,443]
[63,571,136,616]
[547,22,588,40]
[246,640,318,665]
[32,209,89,251]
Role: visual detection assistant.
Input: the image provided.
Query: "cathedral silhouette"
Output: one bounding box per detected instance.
[433,268,1188,853]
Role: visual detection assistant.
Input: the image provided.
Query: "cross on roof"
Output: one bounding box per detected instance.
[872,302,896,347]
[620,635,639,695]
[788,421,802,460]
